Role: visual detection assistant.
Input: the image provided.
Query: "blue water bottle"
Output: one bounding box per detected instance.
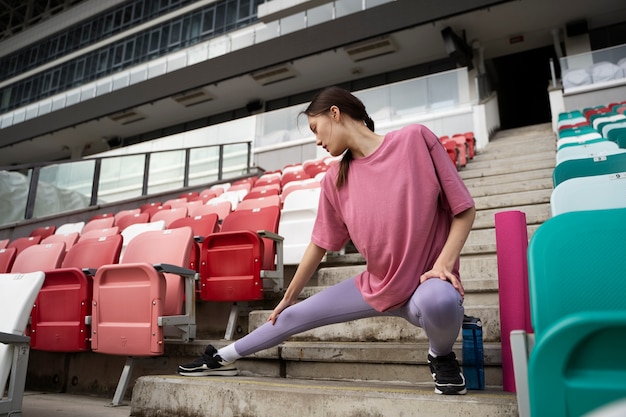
[462,315,485,390]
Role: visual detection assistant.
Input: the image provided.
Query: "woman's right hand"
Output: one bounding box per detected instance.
[267,298,296,325]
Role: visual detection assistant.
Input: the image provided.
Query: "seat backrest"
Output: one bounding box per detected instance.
[11,242,66,273]
[189,200,232,220]
[279,188,321,265]
[555,141,620,165]
[236,195,281,211]
[221,205,280,270]
[7,235,42,255]
[552,152,626,187]
[120,220,165,261]
[149,207,188,228]
[41,232,79,252]
[82,217,116,234]
[122,227,193,315]
[29,225,56,239]
[114,208,140,225]
[0,271,45,394]
[116,212,150,231]
[78,226,119,241]
[55,221,85,235]
[527,208,626,416]
[169,213,219,237]
[62,234,123,269]
[0,247,17,273]
[550,173,626,216]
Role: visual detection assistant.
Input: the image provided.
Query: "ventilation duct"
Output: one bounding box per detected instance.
[344,37,397,62]
[108,110,145,125]
[250,64,297,85]
[172,89,215,107]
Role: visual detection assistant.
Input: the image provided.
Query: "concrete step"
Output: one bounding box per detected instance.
[131,375,518,417]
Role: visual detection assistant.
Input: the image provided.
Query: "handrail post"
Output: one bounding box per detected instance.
[90,158,102,206]
[218,145,224,181]
[24,167,40,220]
[142,153,151,196]
[183,148,191,188]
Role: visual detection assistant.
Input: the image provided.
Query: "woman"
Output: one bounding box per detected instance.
[178,86,476,395]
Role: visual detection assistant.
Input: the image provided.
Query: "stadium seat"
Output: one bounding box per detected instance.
[279,187,321,265]
[7,236,41,255]
[29,225,56,239]
[91,227,197,405]
[550,173,626,216]
[149,207,188,228]
[0,239,8,250]
[169,213,220,274]
[120,220,166,261]
[552,152,626,186]
[511,208,626,417]
[11,242,65,273]
[141,204,171,219]
[55,221,85,235]
[114,208,141,225]
[188,200,232,221]
[236,195,281,211]
[555,140,621,165]
[452,134,469,167]
[440,137,460,169]
[280,179,320,203]
[163,197,188,208]
[0,271,45,417]
[243,187,280,201]
[79,226,119,241]
[115,212,150,231]
[82,216,115,234]
[200,205,283,339]
[41,232,79,254]
[29,235,123,352]
[0,248,17,273]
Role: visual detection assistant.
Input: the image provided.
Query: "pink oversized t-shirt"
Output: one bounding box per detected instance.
[311,124,475,312]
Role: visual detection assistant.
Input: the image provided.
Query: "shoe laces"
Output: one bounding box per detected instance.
[431,353,461,379]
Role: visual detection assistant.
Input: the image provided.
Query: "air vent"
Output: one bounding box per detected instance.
[173,89,215,107]
[344,37,397,62]
[108,110,145,125]
[250,64,297,86]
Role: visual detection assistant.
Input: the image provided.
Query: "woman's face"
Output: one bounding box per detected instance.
[308,112,346,157]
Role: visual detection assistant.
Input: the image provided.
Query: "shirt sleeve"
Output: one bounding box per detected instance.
[423,126,475,216]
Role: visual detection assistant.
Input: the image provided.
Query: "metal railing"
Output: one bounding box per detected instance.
[0,141,252,225]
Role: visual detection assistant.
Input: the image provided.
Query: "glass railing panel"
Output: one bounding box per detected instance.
[0,169,30,226]
[560,43,626,90]
[33,160,95,218]
[222,143,250,177]
[354,88,391,121]
[389,77,428,117]
[188,146,221,187]
[147,149,186,194]
[98,154,146,203]
[256,105,309,149]
[335,0,363,18]
[427,70,460,109]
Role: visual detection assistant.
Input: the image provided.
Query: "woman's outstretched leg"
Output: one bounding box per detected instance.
[178,277,381,376]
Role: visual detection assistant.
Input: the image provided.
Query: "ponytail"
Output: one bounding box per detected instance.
[302,86,375,189]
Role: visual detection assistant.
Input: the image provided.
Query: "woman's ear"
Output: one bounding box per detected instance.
[330,105,340,121]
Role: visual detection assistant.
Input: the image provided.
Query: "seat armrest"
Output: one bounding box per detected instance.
[82,268,97,276]
[0,331,30,344]
[257,230,284,242]
[194,236,205,243]
[154,263,196,278]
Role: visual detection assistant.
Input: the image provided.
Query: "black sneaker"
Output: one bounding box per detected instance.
[428,352,467,395]
[178,345,238,377]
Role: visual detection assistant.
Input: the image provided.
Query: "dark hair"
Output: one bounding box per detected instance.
[302,86,375,188]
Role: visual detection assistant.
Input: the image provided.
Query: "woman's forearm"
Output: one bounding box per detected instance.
[282,241,327,303]
[438,205,476,268]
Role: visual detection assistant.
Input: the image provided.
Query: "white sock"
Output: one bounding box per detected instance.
[429,348,437,358]
[217,344,241,363]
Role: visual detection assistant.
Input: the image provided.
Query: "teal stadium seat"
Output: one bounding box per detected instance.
[606,127,626,148]
[550,173,626,216]
[552,152,626,187]
[511,208,626,417]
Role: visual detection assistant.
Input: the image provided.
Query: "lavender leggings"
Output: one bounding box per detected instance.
[233,277,464,358]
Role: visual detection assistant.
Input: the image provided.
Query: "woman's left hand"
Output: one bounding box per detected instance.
[420,266,465,299]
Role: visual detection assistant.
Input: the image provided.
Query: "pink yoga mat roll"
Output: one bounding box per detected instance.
[495,210,533,393]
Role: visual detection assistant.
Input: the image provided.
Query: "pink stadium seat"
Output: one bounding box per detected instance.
[11,242,66,273]
[29,235,123,352]
[89,212,115,222]
[189,200,232,221]
[92,226,195,355]
[163,197,188,208]
[236,195,281,211]
[440,138,460,170]
[7,236,42,256]
[116,212,150,231]
[0,248,17,273]
[200,205,283,306]
[178,191,199,201]
[139,202,161,212]
[82,217,115,234]
[41,232,79,254]
[79,227,119,241]
[280,179,320,203]
[0,239,9,249]
[29,225,56,239]
[91,226,196,406]
[243,188,280,201]
[452,134,468,168]
[114,208,141,225]
[142,204,171,219]
[150,207,188,228]
[169,213,220,281]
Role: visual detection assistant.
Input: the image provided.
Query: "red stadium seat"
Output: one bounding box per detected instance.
[30,235,122,352]
[0,248,17,273]
[7,236,42,256]
[29,225,56,239]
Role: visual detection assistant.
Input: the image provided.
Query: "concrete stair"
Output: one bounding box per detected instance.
[130,123,557,417]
